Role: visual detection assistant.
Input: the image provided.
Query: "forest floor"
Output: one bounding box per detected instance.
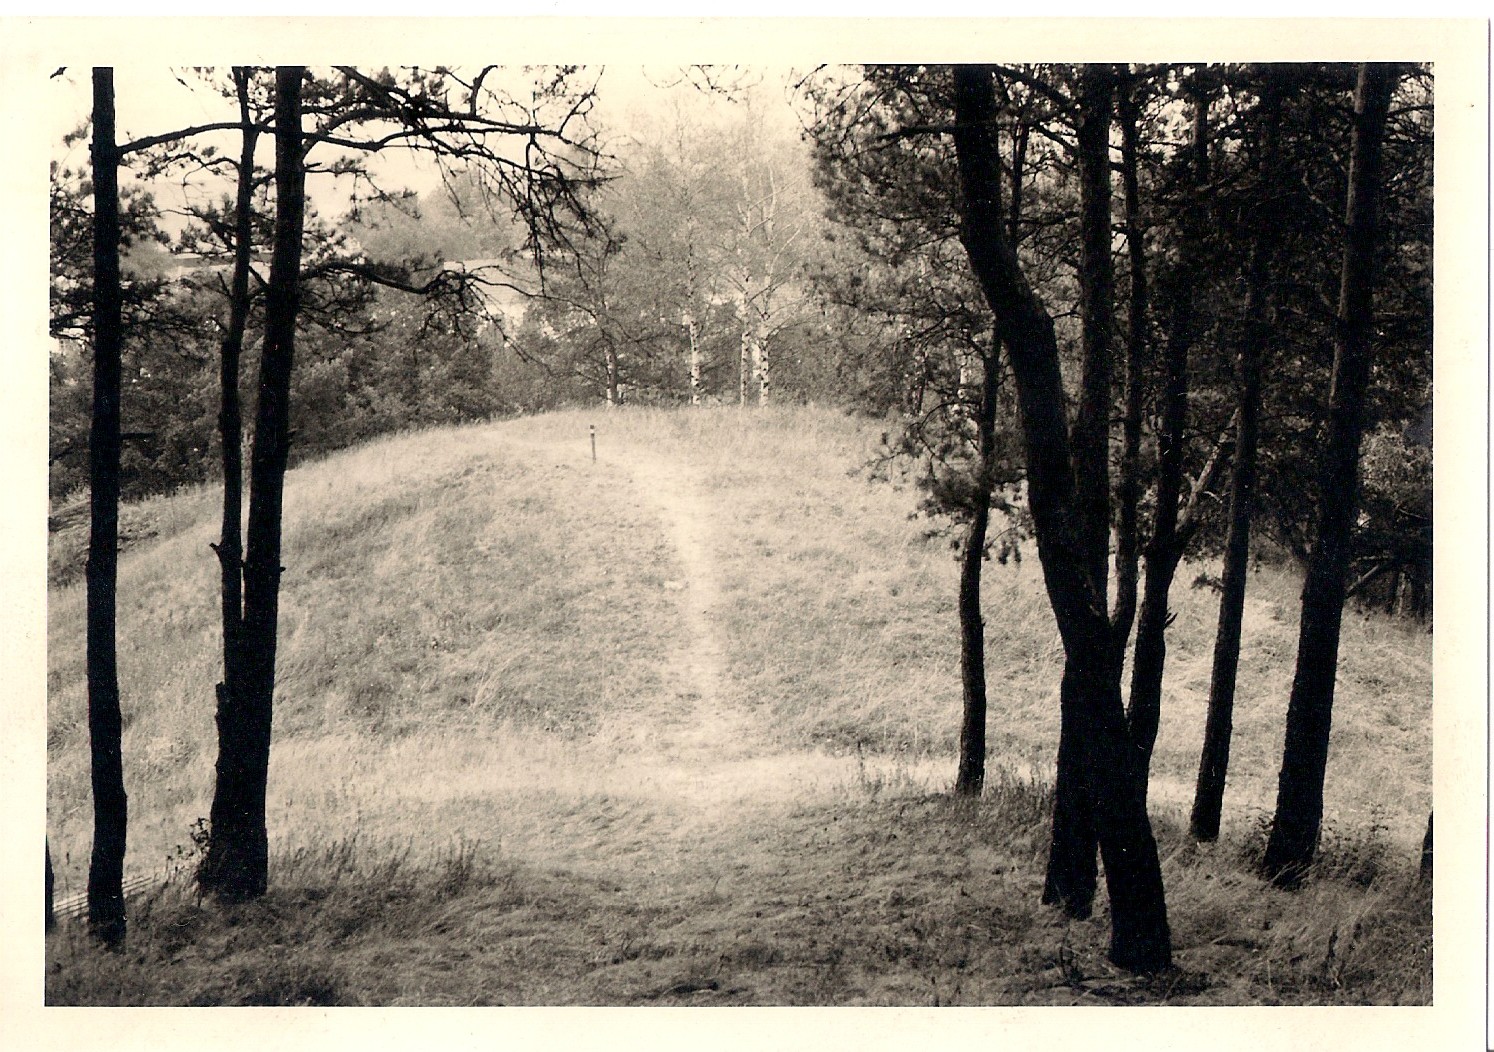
[44,407,1432,1015]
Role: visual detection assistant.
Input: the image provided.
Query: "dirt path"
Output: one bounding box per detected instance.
[620,452,761,766]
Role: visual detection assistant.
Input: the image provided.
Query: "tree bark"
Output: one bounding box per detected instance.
[739,293,753,406]
[86,65,128,949]
[604,340,620,406]
[953,64,1170,972]
[1110,71,1148,666]
[1042,65,1120,907]
[1189,325,1261,839]
[1263,63,1398,888]
[200,66,307,902]
[685,311,702,405]
[757,330,771,406]
[46,840,56,933]
[1072,64,1116,607]
[1418,811,1432,883]
[213,67,258,732]
[1126,82,1211,796]
[955,342,1001,797]
[1190,77,1282,842]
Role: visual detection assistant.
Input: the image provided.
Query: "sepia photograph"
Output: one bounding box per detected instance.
[4,13,1488,1051]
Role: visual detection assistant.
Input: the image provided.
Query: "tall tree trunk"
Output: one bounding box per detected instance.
[1263,63,1398,888]
[1007,115,1028,248]
[212,67,258,748]
[738,293,753,406]
[1071,63,1116,606]
[1418,811,1432,883]
[685,311,703,405]
[46,840,56,933]
[757,326,771,406]
[1110,70,1149,666]
[1191,77,1282,842]
[604,341,620,406]
[953,64,1170,972]
[1126,82,1212,795]
[1189,320,1262,840]
[1043,62,1119,915]
[86,66,128,949]
[200,66,307,902]
[955,342,1002,797]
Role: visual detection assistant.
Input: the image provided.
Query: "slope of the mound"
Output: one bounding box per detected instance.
[46,406,1432,1006]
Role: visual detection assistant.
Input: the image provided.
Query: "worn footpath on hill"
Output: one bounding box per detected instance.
[485,423,950,856]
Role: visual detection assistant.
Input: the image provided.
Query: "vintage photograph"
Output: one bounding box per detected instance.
[13,17,1485,1043]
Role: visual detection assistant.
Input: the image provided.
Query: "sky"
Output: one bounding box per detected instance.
[47,64,810,246]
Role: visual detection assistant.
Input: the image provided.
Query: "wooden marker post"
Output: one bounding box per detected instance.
[590,423,596,462]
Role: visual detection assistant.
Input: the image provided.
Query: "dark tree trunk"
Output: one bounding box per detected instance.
[213,66,258,722]
[1263,63,1398,888]
[45,840,56,933]
[200,67,307,902]
[953,65,1170,972]
[1126,84,1212,796]
[1043,64,1120,914]
[1110,71,1149,665]
[1043,662,1097,915]
[1189,330,1261,839]
[1071,63,1116,607]
[86,66,128,949]
[1008,114,1028,248]
[1190,79,1283,843]
[955,343,1002,797]
[1418,811,1432,883]
[1077,636,1173,973]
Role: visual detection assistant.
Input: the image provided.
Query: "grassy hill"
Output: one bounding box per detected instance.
[45,406,1431,1005]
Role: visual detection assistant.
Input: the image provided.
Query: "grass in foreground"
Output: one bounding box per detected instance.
[46,405,1431,1004]
[47,775,1429,1006]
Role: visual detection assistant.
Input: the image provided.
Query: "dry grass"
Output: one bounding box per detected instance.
[46,405,1432,1005]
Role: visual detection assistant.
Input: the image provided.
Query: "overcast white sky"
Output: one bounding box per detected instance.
[47,64,809,244]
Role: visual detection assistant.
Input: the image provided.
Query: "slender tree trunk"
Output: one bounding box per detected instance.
[1044,63,1122,913]
[604,343,620,406]
[1071,63,1116,606]
[1191,79,1282,842]
[1008,116,1027,248]
[46,840,56,933]
[757,327,771,406]
[955,343,1001,797]
[1189,334,1261,839]
[200,66,307,902]
[739,294,753,406]
[953,65,1170,972]
[741,322,752,403]
[86,66,128,949]
[211,67,257,748]
[1263,63,1398,888]
[683,235,703,406]
[1126,83,1212,796]
[685,311,702,405]
[1418,811,1432,883]
[1111,72,1149,666]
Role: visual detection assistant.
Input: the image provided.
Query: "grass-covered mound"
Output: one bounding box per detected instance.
[46,406,1432,1005]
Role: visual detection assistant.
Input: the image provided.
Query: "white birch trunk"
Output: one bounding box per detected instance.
[686,312,703,406]
[758,337,771,406]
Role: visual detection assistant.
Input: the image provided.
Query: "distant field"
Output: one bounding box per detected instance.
[46,406,1432,1005]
